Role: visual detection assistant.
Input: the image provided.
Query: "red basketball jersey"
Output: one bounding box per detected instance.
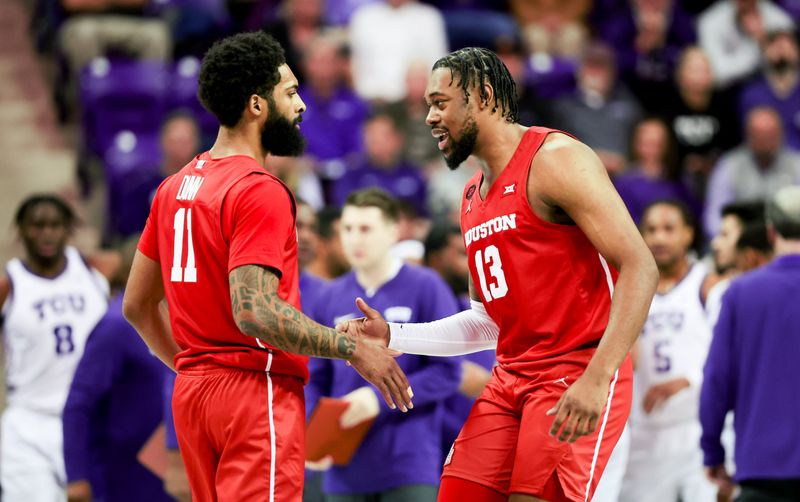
[138,152,308,381]
[461,127,617,374]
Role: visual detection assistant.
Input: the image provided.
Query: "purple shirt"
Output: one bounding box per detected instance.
[739,76,800,150]
[331,159,429,216]
[614,170,700,224]
[306,264,462,494]
[63,293,172,502]
[299,86,369,164]
[700,255,800,480]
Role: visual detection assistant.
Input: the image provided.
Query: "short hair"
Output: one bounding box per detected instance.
[14,194,76,230]
[424,222,461,263]
[721,200,766,225]
[343,188,400,222]
[432,47,519,123]
[198,32,286,128]
[766,186,800,239]
[316,206,341,239]
[642,198,701,251]
[736,223,772,253]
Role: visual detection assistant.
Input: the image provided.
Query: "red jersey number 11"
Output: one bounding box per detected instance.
[171,208,198,283]
[474,245,508,302]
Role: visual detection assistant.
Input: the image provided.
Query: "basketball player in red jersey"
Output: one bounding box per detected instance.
[338,47,658,502]
[122,32,413,502]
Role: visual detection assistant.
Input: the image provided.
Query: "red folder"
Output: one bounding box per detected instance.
[305,397,376,466]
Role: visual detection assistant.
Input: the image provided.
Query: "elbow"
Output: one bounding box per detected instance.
[232,309,261,339]
[121,292,143,325]
[643,252,659,292]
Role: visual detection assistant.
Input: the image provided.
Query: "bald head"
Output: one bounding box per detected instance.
[747,107,783,165]
[767,186,800,239]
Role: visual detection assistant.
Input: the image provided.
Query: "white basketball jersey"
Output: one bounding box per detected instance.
[631,262,712,430]
[2,246,108,415]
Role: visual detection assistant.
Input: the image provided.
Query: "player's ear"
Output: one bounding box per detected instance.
[480,83,494,111]
[246,94,265,118]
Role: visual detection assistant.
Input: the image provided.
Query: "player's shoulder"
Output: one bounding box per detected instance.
[536,132,595,168]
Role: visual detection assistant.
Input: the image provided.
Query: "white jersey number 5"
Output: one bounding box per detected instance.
[475,245,508,302]
[171,208,198,283]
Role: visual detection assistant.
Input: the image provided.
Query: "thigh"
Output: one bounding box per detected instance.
[513,358,633,502]
[214,372,305,502]
[381,484,438,502]
[441,370,520,496]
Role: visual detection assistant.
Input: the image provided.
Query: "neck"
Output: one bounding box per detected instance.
[774,235,800,256]
[680,87,711,110]
[208,126,266,165]
[474,122,527,189]
[767,70,798,96]
[639,160,663,178]
[657,256,691,293]
[355,255,398,292]
[23,254,67,279]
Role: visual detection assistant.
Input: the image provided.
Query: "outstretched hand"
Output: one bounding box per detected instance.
[340,298,413,412]
[336,297,392,347]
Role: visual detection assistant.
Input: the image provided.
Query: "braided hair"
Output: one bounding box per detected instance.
[432,47,519,123]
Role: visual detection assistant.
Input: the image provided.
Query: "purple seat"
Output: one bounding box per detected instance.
[103,130,163,238]
[81,58,169,156]
[169,56,218,146]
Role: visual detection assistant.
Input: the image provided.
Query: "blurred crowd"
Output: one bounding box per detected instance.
[3,0,800,501]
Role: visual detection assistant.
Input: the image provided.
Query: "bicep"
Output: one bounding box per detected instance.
[535,136,649,270]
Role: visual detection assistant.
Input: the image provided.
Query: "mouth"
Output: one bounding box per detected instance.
[432,129,450,151]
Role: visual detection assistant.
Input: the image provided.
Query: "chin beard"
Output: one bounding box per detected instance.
[444,116,479,170]
[769,58,796,75]
[261,102,306,157]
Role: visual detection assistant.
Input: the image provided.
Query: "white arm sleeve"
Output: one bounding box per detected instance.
[387,300,499,356]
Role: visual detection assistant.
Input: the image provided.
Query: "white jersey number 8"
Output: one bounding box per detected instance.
[171,208,198,283]
[475,245,508,302]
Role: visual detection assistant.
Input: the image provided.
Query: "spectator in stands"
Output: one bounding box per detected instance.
[547,41,643,175]
[621,200,717,502]
[704,106,800,237]
[427,0,519,52]
[598,0,696,112]
[698,0,794,88]
[614,117,699,224]
[262,0,326,84]
[63,236,172,502]
[305,189,461,502]
[331,111,428,217]
[663,46,740,199]
[740,28,800,149]
[349,0,447,102]
[305,206,350,280]
[110,112,199,241]
[510,0,590,58]
[58,0,171,77]
[385,62,442,169]
[734,222,773,271]
[297,198,327,307]
[299,32,369,181]
[701,186,800,502]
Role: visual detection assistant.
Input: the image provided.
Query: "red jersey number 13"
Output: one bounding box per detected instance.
[475,245,508,302]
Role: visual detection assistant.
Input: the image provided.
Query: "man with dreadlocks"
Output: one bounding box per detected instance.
[338,47,659,502]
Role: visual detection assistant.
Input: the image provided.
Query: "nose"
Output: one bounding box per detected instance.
[296,94,307,114]
[426,107,438,126]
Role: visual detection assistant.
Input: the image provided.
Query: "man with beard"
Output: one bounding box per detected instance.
[740,29,800,150]
[619,200,717,502]
[122,32,413,501]
[337,47,658,502]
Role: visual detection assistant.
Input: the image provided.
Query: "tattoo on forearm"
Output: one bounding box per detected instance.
[229,266,357,359]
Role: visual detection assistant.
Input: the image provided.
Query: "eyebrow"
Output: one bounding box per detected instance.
[426,92,446,99]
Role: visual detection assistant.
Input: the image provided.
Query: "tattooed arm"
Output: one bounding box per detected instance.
[229,264,414,411]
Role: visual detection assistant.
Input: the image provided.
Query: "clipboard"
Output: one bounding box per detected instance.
[137,423,168,479]
[305,397,376,466]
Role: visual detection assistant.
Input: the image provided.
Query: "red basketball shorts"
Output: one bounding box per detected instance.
[441,354,633,502]
[172,363,306,502]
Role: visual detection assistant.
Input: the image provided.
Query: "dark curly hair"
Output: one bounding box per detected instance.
[15,194,76,230]
[432,47,518,123]
[198,32,286,128]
